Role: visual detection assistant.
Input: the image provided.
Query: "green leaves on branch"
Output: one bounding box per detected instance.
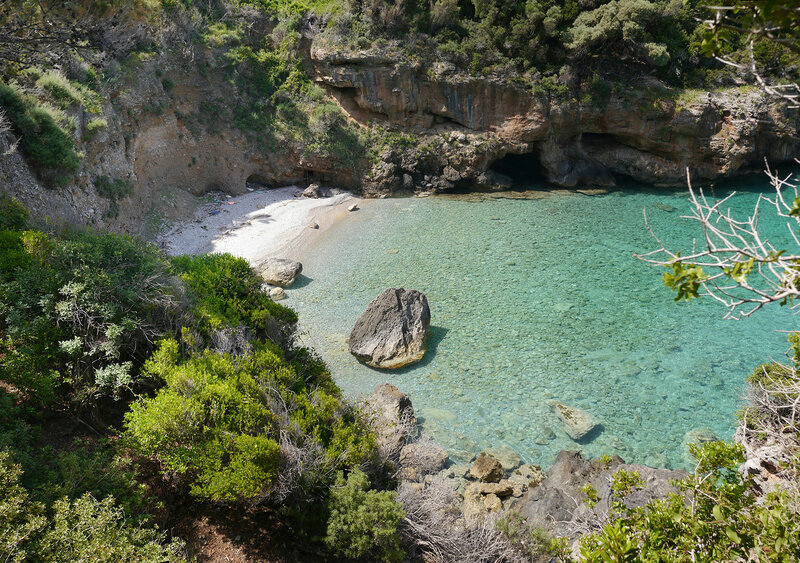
[662,259,707,301]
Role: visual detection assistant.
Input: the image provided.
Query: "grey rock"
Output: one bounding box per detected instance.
[551,402,600,441]
[309,222,319,229]
[257,258,303,288]
[347,203,359,211]
[349,288,431,369]
[302,183,325,198]
[517,450,686,539]
[470,454,504,483]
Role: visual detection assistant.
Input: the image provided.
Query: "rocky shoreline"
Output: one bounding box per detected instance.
[366,382,687,553]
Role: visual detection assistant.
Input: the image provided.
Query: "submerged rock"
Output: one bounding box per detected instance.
[551,401,601,441]
[257,258,302,288]
[349,288,430,369]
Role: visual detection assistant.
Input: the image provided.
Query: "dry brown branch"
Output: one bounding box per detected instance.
[397,477,524,562]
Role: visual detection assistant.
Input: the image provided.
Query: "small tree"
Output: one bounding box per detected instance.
[325,469,405,562]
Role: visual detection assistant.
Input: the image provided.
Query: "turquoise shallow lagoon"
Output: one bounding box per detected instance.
[287,179,797,470]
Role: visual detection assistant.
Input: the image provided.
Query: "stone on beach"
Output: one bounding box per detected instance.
[480,444,522,472]
[551,402,600,441]
[301,183,325,198]
[349,288,430,369]
[257,258,303,288]
[268,286,285,300]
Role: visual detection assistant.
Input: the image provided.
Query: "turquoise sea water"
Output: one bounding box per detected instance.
[287,179,797,470]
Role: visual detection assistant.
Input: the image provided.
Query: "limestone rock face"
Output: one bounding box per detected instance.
[551,402,601,441]
[257,258,303,288]
[470,454,504,483]
[366,383,415,459]
[349,288,430,369]
[515,450,686,540]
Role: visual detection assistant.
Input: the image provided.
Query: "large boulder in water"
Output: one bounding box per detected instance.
[349,288,430,369]
[257,258,302,287]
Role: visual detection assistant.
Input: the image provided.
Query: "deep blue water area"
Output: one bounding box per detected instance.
[287,178,797,470]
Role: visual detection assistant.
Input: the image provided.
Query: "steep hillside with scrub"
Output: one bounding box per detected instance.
[1,0,799,235]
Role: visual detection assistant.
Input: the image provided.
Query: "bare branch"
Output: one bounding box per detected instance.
[637,164,800,319]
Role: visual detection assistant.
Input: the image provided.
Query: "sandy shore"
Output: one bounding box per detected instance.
[159,186,360,263]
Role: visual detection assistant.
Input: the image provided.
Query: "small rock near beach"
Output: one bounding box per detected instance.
[309,222,319,229]
[348,203,359,212]
[470,454,504,483]
[302,183,323,198]
[551,402,600,441]
[349,288,431,369]
[257,258,303,288]
[268,287,286,301]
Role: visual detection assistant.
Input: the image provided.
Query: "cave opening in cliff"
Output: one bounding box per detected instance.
[488,151,546,187]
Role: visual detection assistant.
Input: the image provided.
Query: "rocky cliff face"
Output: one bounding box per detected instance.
[3,40,798,235]
[311,43,800,192]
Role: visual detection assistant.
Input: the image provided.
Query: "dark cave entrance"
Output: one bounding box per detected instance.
[488,151,546,187]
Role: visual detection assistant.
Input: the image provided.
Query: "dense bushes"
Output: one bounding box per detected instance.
[0,450,185,562]
[0,221,177,407]
[325,469,405,561]
[0,81,81,180]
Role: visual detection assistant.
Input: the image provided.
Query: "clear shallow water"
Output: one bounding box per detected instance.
[287,180,797,470]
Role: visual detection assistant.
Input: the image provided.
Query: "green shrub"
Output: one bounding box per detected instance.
[325,469,404,562]
[0,197,29,230]
[124,343,283,501]
[172,253,297,337]
[85,117,107,134]
[35,494,185,562]
[0,450,47,562]
[35,71,83,108]
[0,81,81,178]
[580,441,800,560]
[0,228,177,407]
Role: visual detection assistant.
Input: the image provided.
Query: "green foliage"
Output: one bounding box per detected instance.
[35,494,185,562]
[580,441,800,561]
[0,450,182,563]
[0,81,81,180]
[124,343,283,501]
[325,469,404,562]
[125,337,376,503]
[0,450,46,562]
[172,253,297,337]
[662,258,707,301]
[85,117,107,135]
[0,196,29,230]
[0,226,176,407]
[94,175,133,219]
[496,509,567,560]
[567,0,671,66]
